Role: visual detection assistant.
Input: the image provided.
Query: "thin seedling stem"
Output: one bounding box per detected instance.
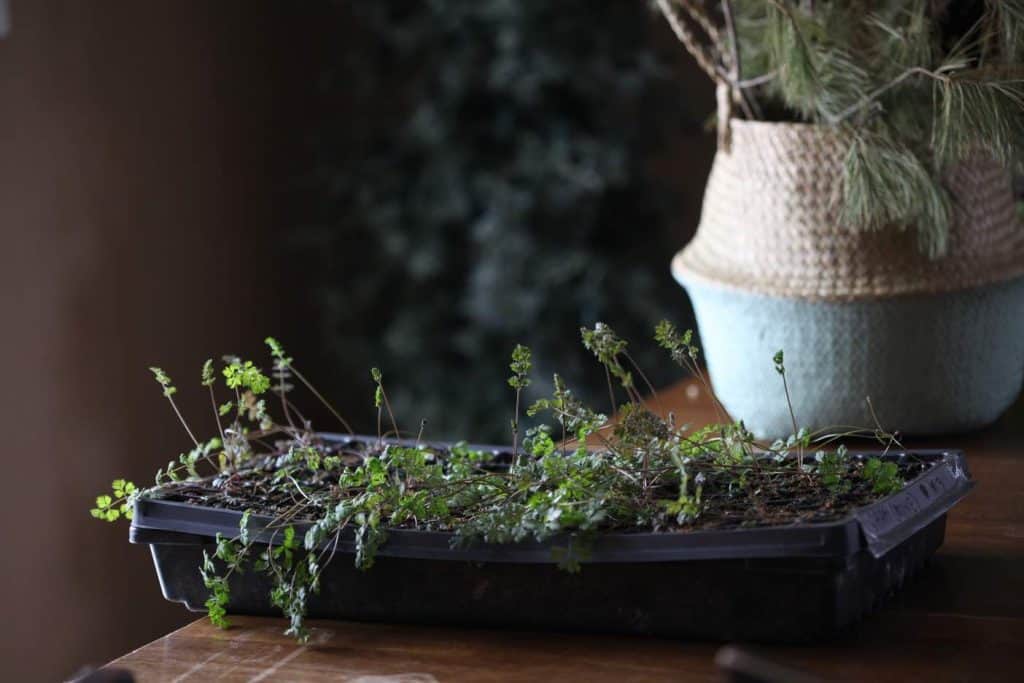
[208,385,225,444]
[780,370,802,467]
[168,396,200,448]
[289,364,355,435]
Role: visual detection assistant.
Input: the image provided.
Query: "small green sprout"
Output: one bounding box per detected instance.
[508,344,532,390]
[201,359,216,387]
[773,350,785,375]
[772,349,804,466]
[816,445,850,494]
[526,425,555,457]
[201,550,231,629]
[90,479,138,522]
[239,509,253,545]
[149,367,176,398]
[507,344,533,467]
[265,336,292,365]
[580,322,633,392]
[369,367,399,438]
[371,368,384,409]
[655,319,698,363]
[863,457,902,495]
[223,360,271,395]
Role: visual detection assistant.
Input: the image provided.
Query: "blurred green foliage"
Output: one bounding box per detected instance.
[291,0,705,440]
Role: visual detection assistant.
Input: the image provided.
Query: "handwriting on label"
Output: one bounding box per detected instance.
[856,463,957,541]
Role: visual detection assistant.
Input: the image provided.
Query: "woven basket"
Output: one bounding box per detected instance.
[673,119,1024,437]
[674,119,1024,301]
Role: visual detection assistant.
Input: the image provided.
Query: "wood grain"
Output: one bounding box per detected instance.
[107,379,1024,682]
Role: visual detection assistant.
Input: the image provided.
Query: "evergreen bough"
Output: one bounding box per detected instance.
[655,0,1024,256]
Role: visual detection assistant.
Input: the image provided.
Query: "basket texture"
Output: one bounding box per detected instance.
[673,119,1024,301]
[672,119,1024,437]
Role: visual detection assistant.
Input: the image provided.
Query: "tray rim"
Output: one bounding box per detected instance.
[130,438,973,564]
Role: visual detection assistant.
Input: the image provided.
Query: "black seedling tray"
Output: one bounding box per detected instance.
[130,437,973,642]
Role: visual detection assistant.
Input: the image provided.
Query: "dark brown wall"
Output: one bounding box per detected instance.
[0,3,713,680]
[0,2,281,680]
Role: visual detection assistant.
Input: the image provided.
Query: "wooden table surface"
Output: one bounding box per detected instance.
[106,379,1024,682]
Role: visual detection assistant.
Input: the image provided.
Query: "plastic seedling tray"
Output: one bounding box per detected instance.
[130,436,973,642]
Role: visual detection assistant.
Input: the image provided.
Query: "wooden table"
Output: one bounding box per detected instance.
[105,379,1024,681]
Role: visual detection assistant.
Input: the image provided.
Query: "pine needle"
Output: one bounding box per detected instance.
[767,2,872,122]
[841,132,952,258]
[766,2,819,120]
[932,73,1024,167]
[993,0,1024,63]
[654,0,1024,259]
[867,1,935,71]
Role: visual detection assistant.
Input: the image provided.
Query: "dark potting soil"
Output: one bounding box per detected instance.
[146,436,936,534]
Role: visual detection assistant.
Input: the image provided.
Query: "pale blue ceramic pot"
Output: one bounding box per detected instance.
[675,273,1024,438]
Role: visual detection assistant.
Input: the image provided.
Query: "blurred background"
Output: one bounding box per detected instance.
[0,1,713,680]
